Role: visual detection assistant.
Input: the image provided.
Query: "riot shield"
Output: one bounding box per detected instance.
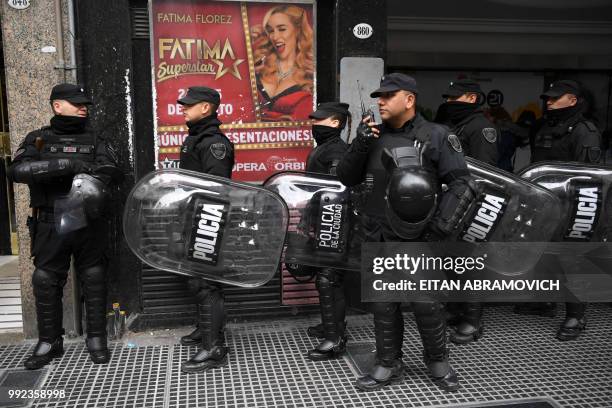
[54,173,110,234]
[455,158,563,276]
[264,172,365,271]
[519,161,612,242]
[123,169,288,287]
[265,163,563,276]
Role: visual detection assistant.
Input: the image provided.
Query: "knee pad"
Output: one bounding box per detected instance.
[80,265,106,286]
[317,268,342,288]
[32,268,60,288]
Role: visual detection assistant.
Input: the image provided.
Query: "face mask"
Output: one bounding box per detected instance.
[434,101,478,125]
[50,115,88,133]
[545,103,581,124]
[312,125,342,144]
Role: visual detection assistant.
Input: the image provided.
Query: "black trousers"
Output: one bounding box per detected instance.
[188,278,225,349]
[30,214,108,341]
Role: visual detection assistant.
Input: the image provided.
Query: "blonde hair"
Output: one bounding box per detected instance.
[253,5,314,93]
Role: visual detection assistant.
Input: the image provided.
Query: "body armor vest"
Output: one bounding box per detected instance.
[39,127,97,163]
[32,127,98,208]
[532,117,582,162]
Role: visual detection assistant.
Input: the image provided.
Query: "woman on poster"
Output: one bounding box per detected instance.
[252,5,314,122]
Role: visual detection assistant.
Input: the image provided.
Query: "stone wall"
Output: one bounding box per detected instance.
[1,0,79,338]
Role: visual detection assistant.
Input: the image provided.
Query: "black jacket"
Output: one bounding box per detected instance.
[336,113,471,240]
[306,134,348,175]
[9,121,119,209]
[531,112,601,164]
[452,110,499,166]
[179,114,234,178]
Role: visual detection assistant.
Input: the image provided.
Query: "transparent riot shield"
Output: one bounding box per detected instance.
[458,158,564,276]
[264,172,365,271]
[123,169,289,287]
[520,161,612,242]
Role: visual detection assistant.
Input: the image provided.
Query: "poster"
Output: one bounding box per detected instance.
[151,0,316,181]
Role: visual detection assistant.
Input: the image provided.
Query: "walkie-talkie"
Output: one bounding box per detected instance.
[357,80,374,121]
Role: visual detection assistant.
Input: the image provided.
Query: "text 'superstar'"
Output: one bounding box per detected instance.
[213,58,244,80]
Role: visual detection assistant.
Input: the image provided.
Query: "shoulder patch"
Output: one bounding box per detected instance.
[586,146,602,163]
[13,147,26,159]
[583,121,598,132]
[482,127,498,143]
[210,143,227,160]
[447,134,462,153]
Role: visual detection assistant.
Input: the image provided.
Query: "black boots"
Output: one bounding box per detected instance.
[356,359,405,391]
[514,302,587,340]
[30,267,111,368]
[307,269,347,361]
[182,346,228,373]
[423,350,460,391]
[307,336,347,361]
[557,303,587,341]
[27,269,65,370]
[86,337,110,364]
[557,316,587,341]
[24,338,64,370]
[450,303,484,345]
[414,302,460,391]
[81,265,110,364]
[356,302,405,391]
[183,281,228,373]
[180,326,202,346]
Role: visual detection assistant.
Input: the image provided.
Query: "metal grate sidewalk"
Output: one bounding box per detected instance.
[0,305,610,407]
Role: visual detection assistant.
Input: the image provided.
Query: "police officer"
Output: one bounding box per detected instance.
[337,74,476,391]
[435,80,499,345]
[176,87,235,372]
[9,83,121,369]
[298,102,350,360]
[519,79,601,341]
[434,79,498,166]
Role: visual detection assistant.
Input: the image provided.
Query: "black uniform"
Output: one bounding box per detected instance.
[435,103,498,166]
[531,109,601,164]
[179,114,234,177]
[306,130,347,175]
[9,114,120,368]
[528,103,601,339]
[304,121,349,360]
[178,110,234,370]
[337,112,471,391]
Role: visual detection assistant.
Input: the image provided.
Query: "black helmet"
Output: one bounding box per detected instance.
[382,147,439,239]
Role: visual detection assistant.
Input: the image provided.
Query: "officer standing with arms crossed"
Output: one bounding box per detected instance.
[299,102,351,360]
[519,79,601,341]
[9,84,121,369]
[337,74,476,391]
[175,87,235,372]
[434,79,499,344]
